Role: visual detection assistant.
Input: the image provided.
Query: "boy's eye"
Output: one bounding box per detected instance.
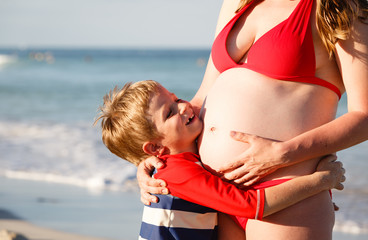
[166,98,182,119]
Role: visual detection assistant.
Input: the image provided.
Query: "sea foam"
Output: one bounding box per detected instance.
[0,120,137,192]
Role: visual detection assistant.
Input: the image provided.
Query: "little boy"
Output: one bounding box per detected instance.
[95,80,344,240]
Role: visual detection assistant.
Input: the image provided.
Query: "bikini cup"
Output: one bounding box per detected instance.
[211,0,341,99]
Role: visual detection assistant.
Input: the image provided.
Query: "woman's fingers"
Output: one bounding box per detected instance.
[137,156,166,186]
[236,175,261,187]
[142,155,165,172]
[139,178,168,205]
[144,177,169,194]
[221,164,248,180]
[141,190,158,205]
[218,158,245,173]
[137,156,168,205]
[221,166,261,187]
[230,131,257,143]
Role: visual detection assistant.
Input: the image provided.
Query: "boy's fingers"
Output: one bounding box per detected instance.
[335,183,344,190]
[333,202,340,211]
[336,161,343,168]
[342,174,346,182]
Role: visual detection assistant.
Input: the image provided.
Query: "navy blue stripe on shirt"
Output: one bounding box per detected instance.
[139,222,218,240]
[149,194,217,213]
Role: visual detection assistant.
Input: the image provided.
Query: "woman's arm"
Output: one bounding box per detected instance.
[190,0,239,112]
[219,18,368,186]
[283,17,368,164]
[190,56,219,113]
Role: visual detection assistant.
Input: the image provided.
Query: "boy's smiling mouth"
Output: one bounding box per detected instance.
[186,114,195,125]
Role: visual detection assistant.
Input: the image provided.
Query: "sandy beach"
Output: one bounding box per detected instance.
[1,207,368,240]
[0,209,111,240]
[0,177,142,240]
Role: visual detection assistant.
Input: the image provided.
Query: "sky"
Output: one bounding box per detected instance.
[0,0,223,49]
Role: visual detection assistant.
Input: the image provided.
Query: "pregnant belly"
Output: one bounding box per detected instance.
[198,68,338,179]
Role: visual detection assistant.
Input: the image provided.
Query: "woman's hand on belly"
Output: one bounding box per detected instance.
[217,130,288,186]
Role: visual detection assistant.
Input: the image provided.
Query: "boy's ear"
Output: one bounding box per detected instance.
[142,142,164,156]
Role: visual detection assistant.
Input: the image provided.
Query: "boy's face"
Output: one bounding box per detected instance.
[147,85,203,155]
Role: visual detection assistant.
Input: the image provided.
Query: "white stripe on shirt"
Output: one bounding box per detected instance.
[142,206,217,229]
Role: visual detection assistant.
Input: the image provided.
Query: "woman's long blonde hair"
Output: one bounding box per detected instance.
[236,0,368,57]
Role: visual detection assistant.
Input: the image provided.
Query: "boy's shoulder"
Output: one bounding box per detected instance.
[154,152,205,184]
[160,152,201,166]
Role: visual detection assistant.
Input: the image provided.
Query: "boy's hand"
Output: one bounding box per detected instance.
[137,156,169,205]
[315,154,346,191]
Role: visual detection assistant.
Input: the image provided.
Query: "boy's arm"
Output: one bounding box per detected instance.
[263,155,345,217]
[155,155,345,219]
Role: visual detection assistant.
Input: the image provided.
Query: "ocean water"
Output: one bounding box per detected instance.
[0,48,367,238]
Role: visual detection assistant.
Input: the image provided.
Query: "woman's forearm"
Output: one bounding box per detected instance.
[281,111,368,167]
[282,17,368,167]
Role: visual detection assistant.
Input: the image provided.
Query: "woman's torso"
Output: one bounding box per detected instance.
[198,69,339,238]
[198,0,344,179]
[198,68,339,180]
[197,0,344,238]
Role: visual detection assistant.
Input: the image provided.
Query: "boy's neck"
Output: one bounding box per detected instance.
[166,142,198,156]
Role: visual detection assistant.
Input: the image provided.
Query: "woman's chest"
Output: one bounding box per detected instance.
[226,0,302,63]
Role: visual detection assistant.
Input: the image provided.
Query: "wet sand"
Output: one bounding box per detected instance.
[0,209,112,240]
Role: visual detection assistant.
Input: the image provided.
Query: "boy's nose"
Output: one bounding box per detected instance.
[179,102,189,115]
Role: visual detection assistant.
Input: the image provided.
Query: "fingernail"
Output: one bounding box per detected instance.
[160,182,166,187]
[162,189,168,194]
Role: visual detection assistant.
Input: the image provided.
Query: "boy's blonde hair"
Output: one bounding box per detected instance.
[95,80,161,166]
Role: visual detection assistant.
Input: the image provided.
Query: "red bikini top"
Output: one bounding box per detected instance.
[211,0,341,99]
